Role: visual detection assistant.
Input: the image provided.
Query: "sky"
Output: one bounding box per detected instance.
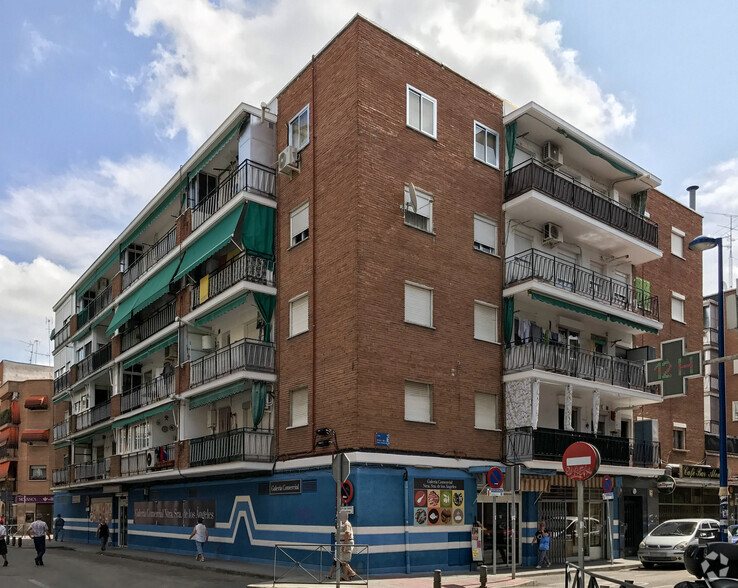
[2,0,737,366]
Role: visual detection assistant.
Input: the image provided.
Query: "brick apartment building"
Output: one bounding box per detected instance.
[0,361,54,526]
[50,15,707,572]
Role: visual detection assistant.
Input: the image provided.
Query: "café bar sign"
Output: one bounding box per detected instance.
[679,465,719,480]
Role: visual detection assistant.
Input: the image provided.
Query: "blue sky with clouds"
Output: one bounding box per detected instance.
[2,0,737,365]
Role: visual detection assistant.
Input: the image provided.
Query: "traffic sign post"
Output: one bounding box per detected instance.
[332,453,350,588]
[487,467,503,489]
[602,476,614,565]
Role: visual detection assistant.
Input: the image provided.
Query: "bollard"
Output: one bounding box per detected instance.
[11,536,15,547]
[479,564,487,588]
[18,537,22,548]
[433,569,442,588]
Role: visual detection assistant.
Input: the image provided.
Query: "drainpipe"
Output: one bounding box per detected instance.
[404,468,410,574]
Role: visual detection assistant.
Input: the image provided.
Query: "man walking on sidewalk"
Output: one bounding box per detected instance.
[28,514,51,566]
[0,518,8,566]
[53,514,65,542]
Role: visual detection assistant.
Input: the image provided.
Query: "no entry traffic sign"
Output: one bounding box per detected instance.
[562,442,601,481]
[487,467,504,489]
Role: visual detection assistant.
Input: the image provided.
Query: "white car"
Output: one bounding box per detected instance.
[638,518,719,568]
[728,525,738,544]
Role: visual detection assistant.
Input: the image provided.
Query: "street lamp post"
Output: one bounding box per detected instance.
[689,235,729,541]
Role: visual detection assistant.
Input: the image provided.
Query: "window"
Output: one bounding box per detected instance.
[289,387,308,428]
[289,293,309,337]
[671,227,685,258]
[404,185,433,233]
[473,214,497,254]
[405,282,433,328]
[405,381,433,423]
[288,105,310,151]
[474,121,499,168]
[474,392,498,430]
[29,465,47,481]
[290,201,309,246]
[733,401,738,422]
[474,301,499,343]
[673,423,686,450]
[406,85,437,139]
[672,292,685,323]
[634,277,652,311]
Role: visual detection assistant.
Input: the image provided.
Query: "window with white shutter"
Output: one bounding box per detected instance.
[404,381,432,423]
[289,387,308,428]
[473,214,497,255]
[474,301,498,343]
[671,292,685,323]
[290,202,309,246]
[475,392,498,430]
[671,227,685,258]
[289,293,309,336]
[405,282,433,327]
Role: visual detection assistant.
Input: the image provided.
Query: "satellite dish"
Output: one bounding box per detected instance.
[408,183,418,213]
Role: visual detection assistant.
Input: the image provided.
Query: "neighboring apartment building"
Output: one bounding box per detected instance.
[50,15,704,573]
[0,360,54,526]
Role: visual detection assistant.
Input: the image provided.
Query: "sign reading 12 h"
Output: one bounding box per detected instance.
[646,338,702,398]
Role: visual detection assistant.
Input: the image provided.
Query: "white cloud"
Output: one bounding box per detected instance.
[126,0,635,148]
[19,22,60,72]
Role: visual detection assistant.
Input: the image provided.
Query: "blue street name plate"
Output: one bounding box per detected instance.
[375,432,390,447]
[602,492,614,500]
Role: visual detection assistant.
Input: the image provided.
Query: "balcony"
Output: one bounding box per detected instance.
[505,341,650,393]
[121,301,176,352]
[52,467,69,486]
[190,338,275,388]
[122,225,177,291]
[191,251,275,311]
[53,419,70,442]
[705,420,720,435]
[53,372,69,396]
[121,373,174,413]
[703,327,718,348]
[120,443,175,476]
[505,160,659,256]
[505,427,661,467]
[76,400,111,431]
[192,159,276,230]
[77,283,112,328]
[53,322,71,348]
[76,343,112,381]
[505,249,659,322]
[73,458,110,482]
[189,427,273,467]
[0,445,17,460]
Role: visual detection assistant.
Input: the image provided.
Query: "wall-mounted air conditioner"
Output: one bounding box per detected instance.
[542,141,563,167]
[278,146,299,176]
[543,222,563,246]
[146,449,158,468]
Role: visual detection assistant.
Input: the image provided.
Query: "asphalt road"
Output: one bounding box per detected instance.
[575,565,695,588]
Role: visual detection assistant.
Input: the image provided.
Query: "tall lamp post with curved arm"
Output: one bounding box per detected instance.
[689,234,728,541]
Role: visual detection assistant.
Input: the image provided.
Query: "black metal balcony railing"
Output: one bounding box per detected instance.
[120,443,176,476]
[703,327,719,348]
[189,427,273,467]
[53,372,69,396]
[189,338,275,387]
[53,419,70,441]
[192,159,277,230]
[121,373,174,413]
[121,301,176,352]
[505,249,660,321]
[122,226,177,291]
[505,160,659,248]
[53,322,71,348]
[505,427,661,467]
[0,445,17,460]
[76,400,111,431]
[706,432,738,455]
[52,467,68,486]
[191,251,275,310]
[505,340,649,392]
[77,284,112,328]
[75,343,112,381]
[74,458,110,482]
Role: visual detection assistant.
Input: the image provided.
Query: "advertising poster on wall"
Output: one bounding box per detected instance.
[413,479,464,526]
[90,497,112,523]
[133,499,216,527]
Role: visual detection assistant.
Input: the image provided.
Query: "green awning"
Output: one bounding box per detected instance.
[530,292,609,322]
[75,425,112,443]
[112,403,173,429]
[77,251,117,299]
[130,258,180,316]
[53,391,70,405]
[607,313,658,335]
[173,204,245,282]
[53,440,71,449]
[556,128,637,178]
[195,294,248,327]
[242,202,275,260]
[187,124,240,183]
[71,324,92,343]
[121,187,179,251]
[90,308,113,330]
[122,333,178,370]
[49,328,55,341]
[189,381,246,410]
[106,291,141,337]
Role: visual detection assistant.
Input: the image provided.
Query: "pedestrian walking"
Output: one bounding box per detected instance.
[532,521,550,568]
[188,517,208,561]
[28,514,50,566]
[0,519,8,566]
[53,514,65,542]
[337,511,357,581]
[97,518,110,553]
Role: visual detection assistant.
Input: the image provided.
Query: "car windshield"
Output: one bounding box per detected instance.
[651,521,697,537]
[730,525,738,535]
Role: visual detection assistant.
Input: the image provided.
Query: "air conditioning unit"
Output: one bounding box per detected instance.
[146,449,158,468]
[164,344,177,362]
[201,335,215,351]
[543,222,563,246]
[542,141,563,167]
[278,146,299,175]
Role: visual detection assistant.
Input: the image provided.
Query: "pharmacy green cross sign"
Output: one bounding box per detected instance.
[646,338,702,398]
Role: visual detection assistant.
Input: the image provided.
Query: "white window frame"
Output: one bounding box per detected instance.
[404,282,433,328]
[733,400,738,422]
[289,292,309,337]
[406,84,437,139]
[473,214,497,255]
[474,301,499,343]
[29,465,47,481]
[289,387,308,428]
[404,380,434,424]
[404,184,433,233]
[474,391,498,430]
[290,201,309,247]
[672,291,685,323]
[473,121,500,168]
[673,422,686,450]
[288,104,310,151]
[671,227,685,259]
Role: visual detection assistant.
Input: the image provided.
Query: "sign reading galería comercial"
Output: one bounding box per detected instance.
[413,479,465,527]
[133,499,216,528]
[678,465,719,480]
[269,480,301,495]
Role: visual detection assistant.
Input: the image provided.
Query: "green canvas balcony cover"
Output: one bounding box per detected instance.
[530,292,609,322]
[49,328,55,341]
[77,251,117,299]
[189,381,246,410]
[130,258,180,317]
[505,121,517,171]
[53,440,71,449]
[71,324,92,343]
[182,123,241,206]
[251,381,267,428]
[607,313,658,335]
[106,291,140,337]
[122,333,178,370]
[75,425,111,443]
[112,403,172,429]
[556,128,637,178]
[121,187,179,252]
[242,202,275,260]
[173,204,245,282]
[195,294,248,327]
[52,391,70,405]
[90,308,113,331]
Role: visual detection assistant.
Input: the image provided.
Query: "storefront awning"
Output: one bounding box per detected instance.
[112,403,173,429]
[20,429,49,443]
[0,427,18,447]
[607,313,658,335]
[189,381,246,410]
[530,292,608,322]
[24,396,48,410]
[195,294,248,327]
[122,333,178,370]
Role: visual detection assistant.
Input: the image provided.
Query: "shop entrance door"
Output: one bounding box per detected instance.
[623,496,643,556]
[118,497,128,547]
[478,494,521,568]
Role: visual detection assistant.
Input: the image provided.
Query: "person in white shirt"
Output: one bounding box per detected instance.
[0,520,8,566]
[188,517,209,562]
[28,514,50,566]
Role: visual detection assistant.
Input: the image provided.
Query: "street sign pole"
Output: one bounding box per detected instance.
[492,496,497,576]
[577,480,584,584]
[511,485,516,580]
[332,453,350,588]
[607,498,613,565]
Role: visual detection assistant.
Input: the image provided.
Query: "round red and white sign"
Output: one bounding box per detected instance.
[562,442,601,481]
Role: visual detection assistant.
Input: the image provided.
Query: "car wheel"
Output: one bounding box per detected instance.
[642,562,655,569]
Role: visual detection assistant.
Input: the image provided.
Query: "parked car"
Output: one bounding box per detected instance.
[728,524,738,544]
[638,518,719,568]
